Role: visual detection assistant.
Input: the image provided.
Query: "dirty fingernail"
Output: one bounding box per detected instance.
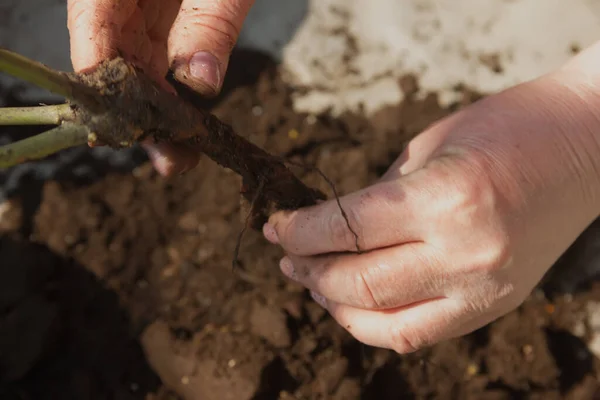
[310,291,327,308]
[279,257,295,280]
[188,51,221,91]
[143,142,172,176]
[263,223,279,244]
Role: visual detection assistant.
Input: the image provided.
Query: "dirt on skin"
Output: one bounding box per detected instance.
[1,50,600,400]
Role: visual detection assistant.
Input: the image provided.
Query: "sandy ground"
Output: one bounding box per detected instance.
[2,0,600,112]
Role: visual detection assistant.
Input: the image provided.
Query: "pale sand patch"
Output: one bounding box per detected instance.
[282,0,600,115]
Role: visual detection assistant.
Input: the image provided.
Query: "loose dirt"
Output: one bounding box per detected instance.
[0,50,599,400]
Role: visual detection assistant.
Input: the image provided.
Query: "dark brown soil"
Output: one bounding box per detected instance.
[1,50,600,400]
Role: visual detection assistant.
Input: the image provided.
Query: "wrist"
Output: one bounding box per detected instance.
[454,59,600,230]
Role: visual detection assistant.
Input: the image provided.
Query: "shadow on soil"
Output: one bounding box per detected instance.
[0,235,161,399]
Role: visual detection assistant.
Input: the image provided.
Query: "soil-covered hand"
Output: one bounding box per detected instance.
[67,0,255,175]
[263,43,600,353]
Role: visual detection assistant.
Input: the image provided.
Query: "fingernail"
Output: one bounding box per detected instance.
[263,223,279,244]
[142,142,176,176]
[310,291,327,308]
[188,51,221,91]
[279,257,296,280]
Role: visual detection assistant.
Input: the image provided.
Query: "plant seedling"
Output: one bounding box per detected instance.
[0,48,326,231]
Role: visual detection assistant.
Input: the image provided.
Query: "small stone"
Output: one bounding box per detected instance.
[162,264,177,278]
[465,362,479,377]
[181,375,190,385]
[305,114,317,125]
[572,319,586,337]
[228,359,237,368]
[0,200,23,233]
[522,344,534,361]
[197,247,215,263]
[252,105,263,116]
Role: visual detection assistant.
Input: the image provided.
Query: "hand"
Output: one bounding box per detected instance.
[263,47,600,353]
[67,0,255,175]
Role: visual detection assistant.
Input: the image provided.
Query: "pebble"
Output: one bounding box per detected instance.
[252,105,263,116]
[572,319,586,337]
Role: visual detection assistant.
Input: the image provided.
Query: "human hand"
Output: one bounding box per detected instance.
[262,49,600,353]
[67,0,255,175]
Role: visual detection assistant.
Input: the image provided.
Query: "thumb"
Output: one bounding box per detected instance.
[168,0,255,96]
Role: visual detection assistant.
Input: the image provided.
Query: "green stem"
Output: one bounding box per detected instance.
[0,48,101,108]
[0,123,90,168]
[0,104,75,125]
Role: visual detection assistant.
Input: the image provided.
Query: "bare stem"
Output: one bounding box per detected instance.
[0,48,101,108]
[0,123,89,168]
[0,104,75,125]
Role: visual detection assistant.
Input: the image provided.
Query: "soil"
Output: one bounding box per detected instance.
[1,49,600,400]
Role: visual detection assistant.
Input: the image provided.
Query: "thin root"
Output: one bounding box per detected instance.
[281,158,362,253]
[233,178,267,270]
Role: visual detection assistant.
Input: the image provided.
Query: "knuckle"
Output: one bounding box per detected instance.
[480,233,512,271]
[464,224,512,276]
[388,324,424,354]
[352,269,380,309]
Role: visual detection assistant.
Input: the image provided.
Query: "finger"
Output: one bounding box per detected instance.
[67,0,138,71]
[148,41,172,85]
[119,7,153,66]
[168,0,256,96]
[282,242,447,310]
[147,0,182,40]
[139,0,160,31]
[316,296,465,354]
[264,179,425,256]
[142,141,201,176]
[145,0,181,80]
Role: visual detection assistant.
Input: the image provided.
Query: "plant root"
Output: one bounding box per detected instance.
[233,178,266,270]
[281,158,362,253]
